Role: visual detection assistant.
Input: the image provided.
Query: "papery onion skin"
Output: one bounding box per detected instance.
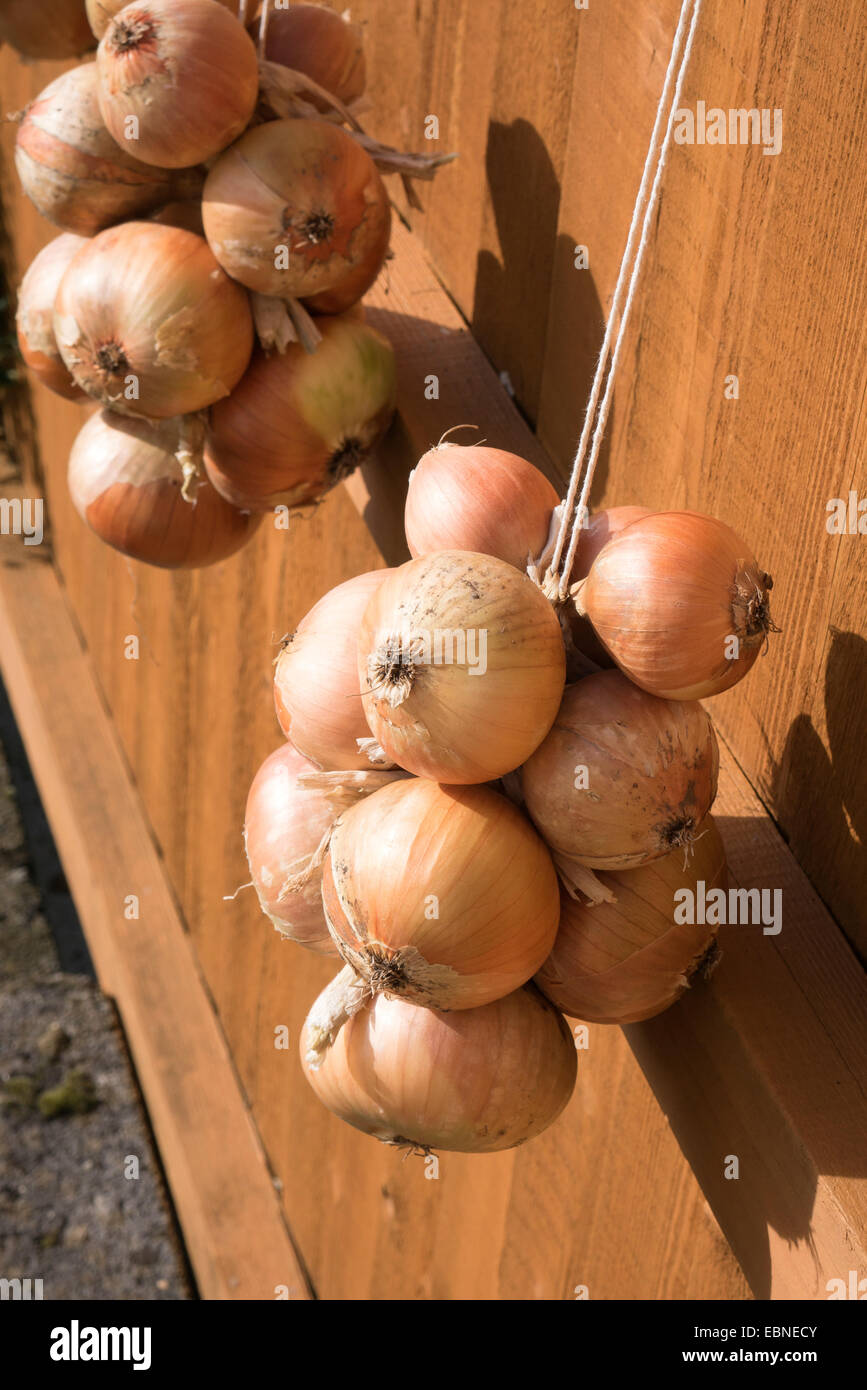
[358,550,566,783]
[14,64,198,238]
[301,978,577,1154]
[204,314,396,512]
[520,669,719,870]
[16,235,89,402]
[54,221,253,418]
[535,817,727,1024]
[68,409,259,568]
[202,119,391,305]
[87,0,255,40]
[577,511,776,700]
[322,777,561,1010]
[97,0,259,169]
[258,3,366,111]
[273,569,390,770]
[0,0,95,59]
[405,443,560,571]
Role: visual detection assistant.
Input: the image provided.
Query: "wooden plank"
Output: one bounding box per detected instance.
[0,525,311,1302]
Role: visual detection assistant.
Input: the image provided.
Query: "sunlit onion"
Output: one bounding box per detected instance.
[564,505,653,666]
[16,235,89,402]
[87,0,255,39]
[258,3,366,111]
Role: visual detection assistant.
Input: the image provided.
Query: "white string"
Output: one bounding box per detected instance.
[549,0,704,600]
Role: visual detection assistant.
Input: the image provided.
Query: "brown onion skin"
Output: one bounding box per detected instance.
[202,119,391,305]
[273,569,390,770]
[97,0,259,169]
[535,817,727,1024]
[578,511,775,700]
[520,669,719,870]
[13,64,199,238]
[54,221,253,418]
[301,982,577,1154]
[16,235,89,402]
[243,741,338,954]
[565,506,653,667]
[405,444,560,571]
[0,0,95,59]
[87,0,255,40]
[69,409,260,568]
[258,3,366,111]
[204,315,396,512]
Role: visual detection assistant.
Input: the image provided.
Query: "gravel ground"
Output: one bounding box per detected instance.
[0,739,192,1301]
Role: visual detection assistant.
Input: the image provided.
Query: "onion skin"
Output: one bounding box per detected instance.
[576,511,776,700]
[359,550,566,783]
[273,570,390,771]
[520,669,719,870]
[535,817,727,1024]
[0,0,95,59]
[258,3,366,111]
[69,409,260,568]
[301,977,577,1154]
[14,64,198,238]
[405,443,560,571]
[87,0,255,40]
[54,221,253,418]
[322,778,561,1010]
[16,235,89,402]
[204,315,396,512]
[202,119,391,305]
[565,506,653,667]
[97,0,259,169]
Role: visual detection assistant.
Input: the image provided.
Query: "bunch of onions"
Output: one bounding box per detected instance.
[273,569,391,771]
[54,222,253,418]
[87,0,256,40]
[201,119,391,310]
[573,511,776,699]
[520,669,719,882]
[244,741,404,953]
[321,778,561,1010]
[14,64,200,238]
[258,3,367,111]
[301,971,576,1153]
[564,505,653,666]
[404,441,560,571]
[68,410,260,568]
[16,235,88,402]
[358,551,566,782]
[96,0,259,168]
[0,0,95,59]
[204,314,396,512]
[535,816,727,1024]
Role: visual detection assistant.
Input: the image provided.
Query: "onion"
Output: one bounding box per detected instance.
[302,969,576,1153]
[258,3,366,111]
[54,221,253,418]
[520,669,719,878]
[573,511,777,699]
[97,0,259,168]
[87,0,255,40]
[273,570,390,770]
[14,64,199,237]
[322,778,561,1010]
[201,119,391,307]
[404,441,560,571]
[565,505,653,667]
[0,0,95,58]
[358,551,566,783]
[204,314,396,512]
[68,409,260,568]
[535,817,727,1024]
[244,741,402,953]
[16,236,89,402]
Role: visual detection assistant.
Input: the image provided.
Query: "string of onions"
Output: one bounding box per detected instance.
[273,569,392,771]
[535,816,727,1024]
[16,235,89,402]
[302,970,577,1154]
[358,550,566,783]
[14,64,201,238]
[321,777,561,1011]
[54,221,253,418]
[520,669,719,888]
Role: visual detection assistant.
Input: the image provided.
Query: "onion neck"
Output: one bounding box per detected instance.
[304,964,370,1068]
